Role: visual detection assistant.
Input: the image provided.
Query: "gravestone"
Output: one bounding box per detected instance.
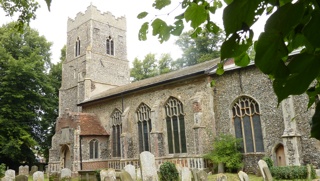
[124,164,136,180]
[140,151,158,181]
[191,168,199,181]
[33,171,44,181]
[18,166,29,176]
[136,168,141,181]
[120,170,133,181]
[238,171,249,181]
[197,170,208,181]
[176,164,183,179]
[100,169,116,181]
[30,166,38,176]
[258,160,268,180]
[60,168,72,180]
[262,167,273,181]
[15,175,28,181]
[216,173,227,181]
[4,169,15,181]
[181,167,192,181]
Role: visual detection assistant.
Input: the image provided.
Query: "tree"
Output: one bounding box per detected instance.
[138,0,320,139]
[175,29,224,68]
[0,22,56,169]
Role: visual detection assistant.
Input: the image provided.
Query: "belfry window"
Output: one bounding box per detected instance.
[165,97,187,154]
[89,139,99,159]
[232,96,264,153]
[137,103,152,153]
[75,37,80,57]
[111,109,122,157]
[106,36,114,55]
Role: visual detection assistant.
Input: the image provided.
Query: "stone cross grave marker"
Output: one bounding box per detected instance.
[140,151,158,181]
[124,164,136,180]
[33,171,44,181]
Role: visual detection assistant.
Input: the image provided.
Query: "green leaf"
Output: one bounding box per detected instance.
[44,0,52,11]
[223,0,233,5]
[137,12,148,19]
[221,32,252,61]
[265,1,305,36]
[255,31,289,78]
[223,0,260,35]
[171,20,184,36]
[151,18,171,43]
[190,27,202,39]
[303,10,320,49]
[210,80,216,87]
[184,3,208,29]
[273,53,320,103]
[234,53,250,67]
[138,22,149,41]
[206,21,220,34]
[216,62,224,75]
[175,13,184,20]
[152,0,171,10]
[311,101,320,140]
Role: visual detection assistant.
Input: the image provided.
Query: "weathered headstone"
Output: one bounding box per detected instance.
[60,168,72,180]
[100,169,116,181]
[120,170,133,181]
[218,163,225,173]
[238,171,249,181]
[258,160,268,180]
[124,164,136,180]
[176,164,183,179]
[140,151,158,181]
[197,170,208,181]
[4,169,15,181]
[262,167,273,181]
[181,167,192,181]
[216,173,227,181]
[136,168,141,181]
[33,171,44,181]
[30,166,38,176]
[18,166,29,176]
[191,168,199,181]
[15,175,28,181]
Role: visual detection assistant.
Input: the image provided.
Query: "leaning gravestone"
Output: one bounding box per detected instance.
[4,169,15,181]
[181,167,192,181]
[15,175,28,181]
[18,166,29,176]
[120,170,134,181]
[262,167,273,181]
[100,169,116,181]
[140,151,158,181]
[124,164,136,180]
[258,160,270,181]
[238,171,249,181]
[60,168,72,180]
[33,171,44,181]
[197,170,208,181]
[30,166,38,176]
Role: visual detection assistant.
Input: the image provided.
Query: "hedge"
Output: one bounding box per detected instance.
[270,165,316,180]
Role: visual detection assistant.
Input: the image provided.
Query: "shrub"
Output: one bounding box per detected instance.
[270,165,316,180]
[159,162,179,181]
[204,134,243,172]
[262,156,273,168]
[0,163,5,178]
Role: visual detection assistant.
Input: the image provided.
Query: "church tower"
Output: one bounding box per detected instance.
[59,5,130,114]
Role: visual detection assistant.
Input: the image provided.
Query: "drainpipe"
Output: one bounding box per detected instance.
[79,135,83,170]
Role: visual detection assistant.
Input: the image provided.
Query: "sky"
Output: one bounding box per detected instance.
[0,0,267,65]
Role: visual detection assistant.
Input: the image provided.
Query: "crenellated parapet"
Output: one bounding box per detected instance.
[67,4,126,32]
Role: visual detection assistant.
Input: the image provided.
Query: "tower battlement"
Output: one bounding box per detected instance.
[67,4,126,32]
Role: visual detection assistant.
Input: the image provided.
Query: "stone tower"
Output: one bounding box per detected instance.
[59,5,130,114]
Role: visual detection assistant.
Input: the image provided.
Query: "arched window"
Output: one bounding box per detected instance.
[111,109,122,157]
[89,139,99,159]
[165,97,187,154]
[106,36,114,55]
[75,37,80,56]
[137,103,152,152]
[232,96,264,153]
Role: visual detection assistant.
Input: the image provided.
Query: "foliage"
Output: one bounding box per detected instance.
[174,29,224,69]
[140,0,320,140]
[262,156,273,168]
[0,163,5,178]
[130,53,174,81]
[270,165,316,180]
[204,134,243,172]
[159,162,179,181]
[0,22,57,168]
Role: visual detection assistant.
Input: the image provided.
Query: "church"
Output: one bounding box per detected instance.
[48,5,320,176]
